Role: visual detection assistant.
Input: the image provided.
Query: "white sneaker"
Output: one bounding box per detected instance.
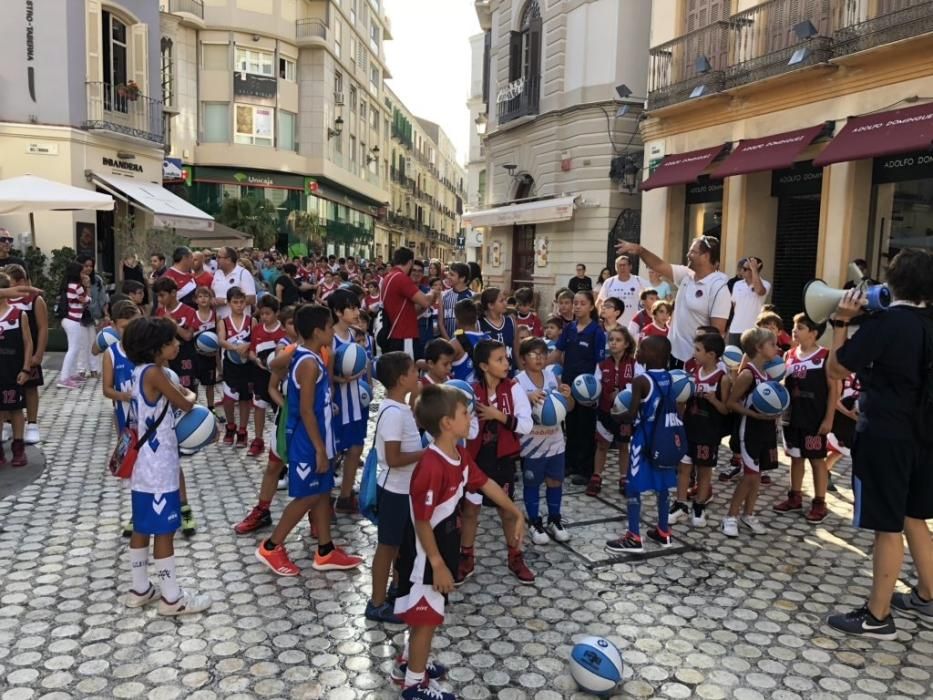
[691,512,707,528]
[277,475,288,490]
[669,503,689,525]
[530,519,550,545]
[124,584,159,608]
[24,424,40,445]
[1,424,10,442]
[741,514,767,535]
[546,517,571,543]
[720,516,739,538]
[158,589,212,616]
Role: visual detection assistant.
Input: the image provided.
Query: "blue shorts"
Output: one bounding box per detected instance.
[626,449,677,496]
[335,417,367,452]
[522,453,566,483]
[288,459,335,499]
[376,487,410,547]
[131,490,181,535]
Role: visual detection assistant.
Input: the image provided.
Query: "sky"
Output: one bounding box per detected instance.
[382,0,481,165]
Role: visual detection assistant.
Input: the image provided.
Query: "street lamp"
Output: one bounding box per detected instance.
[621,155,640,193]
[328,116,344,139]
[475,113,487,136]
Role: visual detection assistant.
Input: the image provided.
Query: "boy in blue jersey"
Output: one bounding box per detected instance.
[256,304,363,576]
[327,289,368,513]
[442,298,487,383]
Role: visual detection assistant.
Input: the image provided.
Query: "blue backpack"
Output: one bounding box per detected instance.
[644,371,688,469]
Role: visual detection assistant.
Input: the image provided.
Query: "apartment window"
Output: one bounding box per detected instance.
[369,65,380,94]
[334,71,343,95]
[202,103,230,142]
[350,36,358,68]
[102,11,128,111]
[370,20,380,52]
[350,0,357,25]
[360,100,367,123]
[334,20,342,58]
[235,48,274,76]
[278,110,296,151]
[350,136,357,164]
[370,108,379,133]
[160,37,174,107]
[349,85,358,112]
[235,104,274,145]
[279,57,296,81]
[361,141,368,173]
[502,0,541,121]
[202,43,228,70]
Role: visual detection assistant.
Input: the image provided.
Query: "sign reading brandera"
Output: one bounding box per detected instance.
[103,156,143,173]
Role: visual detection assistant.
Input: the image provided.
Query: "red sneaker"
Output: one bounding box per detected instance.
[312,546,363,571]
[247,438,265,457]
[455,553,475,586]
[236,430,248,448]
[761,474,772,485]
[805,498,828,524]
[234,506,272,535]
[773,490,803,513]
[585,474,602,497]
[9,440,24,468]
[255,541,300,576]
[223,427,236,446]
[508,551,535,584]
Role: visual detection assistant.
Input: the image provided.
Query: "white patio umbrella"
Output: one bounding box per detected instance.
[0,174,114,241]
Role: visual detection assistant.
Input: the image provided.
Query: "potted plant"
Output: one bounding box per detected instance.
[115,80,140,101]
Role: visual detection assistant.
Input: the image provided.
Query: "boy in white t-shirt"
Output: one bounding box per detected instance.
[366,351,425,624]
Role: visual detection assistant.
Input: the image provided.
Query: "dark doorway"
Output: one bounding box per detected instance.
[772,195,821,322]
[511,224,535,290]
[96,193,116,283]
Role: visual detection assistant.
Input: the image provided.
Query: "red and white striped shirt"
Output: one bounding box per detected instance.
[66,283,88,322]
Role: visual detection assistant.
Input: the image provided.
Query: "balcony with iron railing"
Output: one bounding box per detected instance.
[647,0,933,110]
[84,82,163,144]
[296,17,328,46]
[160,0,204,21]
[497,74,540,124]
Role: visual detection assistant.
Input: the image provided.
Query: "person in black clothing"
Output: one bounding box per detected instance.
[0,229,27,271]
[567,264,593,294]
[274,263,302,307]
[826,248,933,640]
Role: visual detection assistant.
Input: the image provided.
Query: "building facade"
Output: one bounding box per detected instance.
[641,0,933,320]
[159,0,464,263]
[466,0,652,306]
[464,31,488,263]
[0,0,212,277]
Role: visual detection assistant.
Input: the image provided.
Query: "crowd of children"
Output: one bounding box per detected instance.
[85,249,865,700]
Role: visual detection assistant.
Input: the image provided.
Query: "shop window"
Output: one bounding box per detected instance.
[202,103,230,142]
[235,48,274,77]
[278,110,296,151]
[234,104,274,146]
[870,152,933,275]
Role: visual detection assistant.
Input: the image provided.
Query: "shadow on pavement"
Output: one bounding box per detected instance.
[0,445,47,503]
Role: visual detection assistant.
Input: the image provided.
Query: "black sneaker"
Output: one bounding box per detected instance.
[647,527,673,548]
[570,474,587,486]
[826,605,897,641]
[718,465,741,482]
[891,588,933,628]
[605,532,644,554]
[827,474,839,493]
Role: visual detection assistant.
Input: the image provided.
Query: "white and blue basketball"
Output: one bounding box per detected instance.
[358,379,372,409]
[175,405,218,452]
[571,374,600,406]
[532,390,568,426]
[546,339,557,353]
[335,343,367,377]
[96,327,120,352]
[723,345,744,369]
[163,367,180,385]
[752,381,790,416]
[196,331,220,355]
[569,635,624,695]
[446,379,475,414]
[669,369,695,403]
[547,363,563,379]
[228,344,248,364]
[611,388,633,416]
[764,356,786,381]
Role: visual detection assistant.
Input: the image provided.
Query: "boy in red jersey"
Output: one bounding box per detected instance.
[153,276,200,392]
[514,287,543,338]
[248,296,287,457]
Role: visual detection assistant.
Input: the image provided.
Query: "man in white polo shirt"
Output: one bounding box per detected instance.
[617,236,730,367]
[596,254,645,326]
[212,247,257,319]
[728,256,771,346]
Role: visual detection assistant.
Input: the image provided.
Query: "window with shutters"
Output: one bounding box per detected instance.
[102,11,129,113]
[685,0,725,33]
[499,0,541,123]
[160,37,174,107]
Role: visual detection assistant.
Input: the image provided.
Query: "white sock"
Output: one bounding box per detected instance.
[404,667,425,689]
[400,632,410,663]
[152,556,181,603]
[129,547,150,594]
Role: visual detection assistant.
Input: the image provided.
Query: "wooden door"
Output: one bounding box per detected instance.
[511,224,535,290]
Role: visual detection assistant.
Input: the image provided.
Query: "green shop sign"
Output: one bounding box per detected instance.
[193,166,305,190]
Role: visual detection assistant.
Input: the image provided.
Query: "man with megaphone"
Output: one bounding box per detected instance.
[823,248,933,640]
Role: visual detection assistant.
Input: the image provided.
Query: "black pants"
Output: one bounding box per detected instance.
[565,404,597,478]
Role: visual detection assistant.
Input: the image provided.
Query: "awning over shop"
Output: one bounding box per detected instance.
[178,222,253,249]
[90,172,214,231]
[640,144,728,191]
[711,125,824,179]
[462,195,577,228]
[813,101,933,167]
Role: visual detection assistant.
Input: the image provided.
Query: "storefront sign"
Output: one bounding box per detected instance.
[685,177,723,204]
[25,0,36,102]
[872,149,933,184]
[102,156,143,174]
[771,161,823,197]
[194,166,304,190]
[233,71,277,100]
[163,157,184,183]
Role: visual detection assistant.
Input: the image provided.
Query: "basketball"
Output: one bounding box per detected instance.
[669,369,695,403]
[764,356,786,380]
[196,331,220,355]
[163,367,180,385]
[752,381,790,416]
[611,388,633,416]
[96,327,120,352]
[228,344,248,364]
[175,405,218,452]
[723,345,744,369]
[568,635,624,695]
[571,374,600,406]
[446,379,475,413]
[532,390,568,426]
[359,379,372,408]
[547,363,562,379]
[335,343,367,377]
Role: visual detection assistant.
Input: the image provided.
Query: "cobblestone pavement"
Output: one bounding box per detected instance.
[1,371,933,700]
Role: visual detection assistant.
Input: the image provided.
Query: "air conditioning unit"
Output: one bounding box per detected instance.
[334,92,345,105]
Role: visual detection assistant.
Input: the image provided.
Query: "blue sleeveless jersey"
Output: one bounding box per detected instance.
[285,347,335,462]
[333,330,364,425]
[627,369,677,495]
[108,342,136,431]
[480,315,517,369]
[451,330,489,383]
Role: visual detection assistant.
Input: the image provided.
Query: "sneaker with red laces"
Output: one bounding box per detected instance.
[234,506,272,535]
[223,427,236,446]
[236,430,248,448]
[805,498,828,524]
[455,553,475,586]
[312,546,363,571]
[761,474,772,485]
[10,440,27,468]
[255,541,300,576]
[508,551,535,584]
[773,490,803,513]
[585,474,602,497]
[247,438,265,457]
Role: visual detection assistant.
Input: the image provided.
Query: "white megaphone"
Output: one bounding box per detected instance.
[803,275,891,324]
